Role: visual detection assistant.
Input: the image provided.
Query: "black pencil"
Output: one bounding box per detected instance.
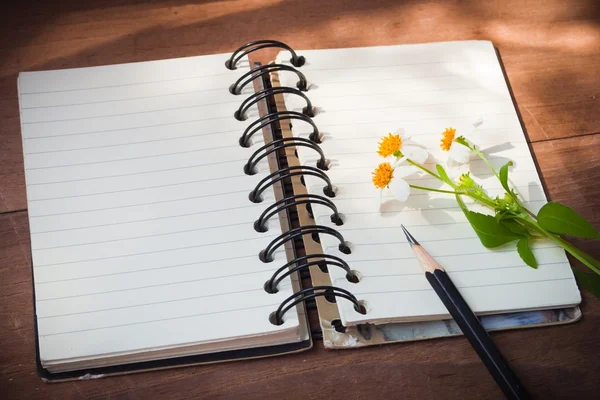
[401,225,531,400]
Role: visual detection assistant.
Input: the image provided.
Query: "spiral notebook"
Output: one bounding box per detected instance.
[17,40,581,381]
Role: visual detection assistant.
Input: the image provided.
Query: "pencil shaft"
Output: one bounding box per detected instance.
[425,270,531,400]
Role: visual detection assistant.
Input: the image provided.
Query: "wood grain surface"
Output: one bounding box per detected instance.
[1,1,599,398]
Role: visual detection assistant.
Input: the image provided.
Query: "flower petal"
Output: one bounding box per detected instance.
[393,127,408,140]
[449,142,472,164]
[404,145,429,164]
[388,177,411,201]
[393,165,415,177]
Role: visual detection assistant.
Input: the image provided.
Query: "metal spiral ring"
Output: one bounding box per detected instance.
[234,86,314,121]
[264,254,356,293]
[259,225,351,263]
[249,165,335,203]
[229,64,308,95]
[239,110,320,147]
[270,286,365,326]
[244,137,327,175]
[254,194,342,233]
[225,40,305,70]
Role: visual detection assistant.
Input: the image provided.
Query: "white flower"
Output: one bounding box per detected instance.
[440,127,471,165]
[377,128,429,165]
[372,162,418,203]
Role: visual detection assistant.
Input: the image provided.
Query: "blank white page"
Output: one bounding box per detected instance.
[277,41,581,326]
[19,53,300,365]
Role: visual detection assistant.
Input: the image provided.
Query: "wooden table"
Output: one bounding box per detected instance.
[1,1,599,398]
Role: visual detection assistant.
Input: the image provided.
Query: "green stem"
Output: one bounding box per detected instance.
[409,185,462,195]
[519,216,600,275]
[460,141,525,207]
[521,206,537,219]
[465,144,500,179]
[463,193,498,209]
[406,159,442,180]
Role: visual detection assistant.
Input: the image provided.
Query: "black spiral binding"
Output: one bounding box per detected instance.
[254,193,343,233]
[264,254,357,294]
[225,40,305,70]
[244,137,328,175]
[228,40,364,328]
[270,286,366,326]
[234,86,314,121]
[259,225,351,263]
[230,64,308,95]
[239,110,320,147]
[249,165,336,203]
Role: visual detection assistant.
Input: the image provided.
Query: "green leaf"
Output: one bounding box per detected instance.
[435,164,453,186]
[456,195,524,248]
[572,268,600,298]
[537,202,600,239]
[517,238,537,268]
[502,219,529,236]
[499,161,514,193]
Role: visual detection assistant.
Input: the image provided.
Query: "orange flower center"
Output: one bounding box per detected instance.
[440,127,456,151]
[372,162,394,189]
[377,133,403,157]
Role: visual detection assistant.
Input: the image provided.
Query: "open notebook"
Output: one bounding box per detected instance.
[18,52,311,379]
[18,40,581,380]
[274,41,581,334]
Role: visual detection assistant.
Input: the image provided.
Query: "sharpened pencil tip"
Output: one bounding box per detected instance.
[401,224,420,246]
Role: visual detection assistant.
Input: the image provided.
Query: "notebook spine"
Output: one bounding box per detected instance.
[227,41,363,326]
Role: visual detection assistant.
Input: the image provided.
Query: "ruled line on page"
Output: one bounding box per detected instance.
[305,86,509,102]
[328,184,542,202]
[331,170,536,187]
[352,262,568,278]
[310,128,526,141]
[29,188,255,218]
[20,71,236,95]
[295,99,510,116]
[30,204,261,234]
[21,86,233,109]
[22,100,241,124]
[322,244,559,262]
[324,240,556,252]
[40,303,282,337]
[27,158,246,186]
[299,60,496,72]
[352,278,574,297]
[310,73,460,85]
[39,288,263,316]
[341,252,560,266]
[28,181,250,202]
[24,144,240,170]
[22,115,235,139]
[34,234,280,268]
[315,202,545,220]
[39,274,291,302]
[39,283,293,318]
[35,255,259,284]
[314,112,515,128]
[33,220,255,251]
[341,239,555,249]
[24,129,240,154]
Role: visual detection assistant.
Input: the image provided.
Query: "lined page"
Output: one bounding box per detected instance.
[277,41,581,326]
[19,53,300,364]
